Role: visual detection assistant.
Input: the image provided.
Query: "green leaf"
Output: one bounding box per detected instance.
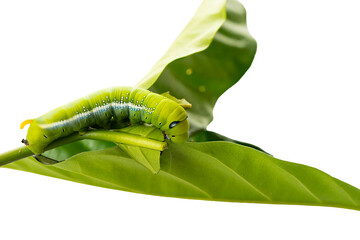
[5,142,360,211]
[135,0,227,90]
[190,129,270,155]
[148,0,257,134]
[117,145,160,174]
[115,125,165,174]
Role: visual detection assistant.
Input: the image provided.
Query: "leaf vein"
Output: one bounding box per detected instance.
[329,178,357,206]
[268,161,323,203]
[161,170,212,199]
[188,147,272,201]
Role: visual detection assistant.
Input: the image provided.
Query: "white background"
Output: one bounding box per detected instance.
[1,0,360,239]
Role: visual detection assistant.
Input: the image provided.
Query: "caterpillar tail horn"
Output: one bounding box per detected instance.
[20,119,33,129]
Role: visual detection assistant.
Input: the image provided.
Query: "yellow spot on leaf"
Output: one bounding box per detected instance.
[198,85,206,92]
[186,68,193,75]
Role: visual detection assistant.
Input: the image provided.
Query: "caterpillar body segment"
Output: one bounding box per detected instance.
[21,87,189,154]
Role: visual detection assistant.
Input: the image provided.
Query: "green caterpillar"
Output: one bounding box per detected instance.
[20,87,189,154]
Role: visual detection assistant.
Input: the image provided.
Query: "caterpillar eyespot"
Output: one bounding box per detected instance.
[169,121,180,128]
[20,87,190,154]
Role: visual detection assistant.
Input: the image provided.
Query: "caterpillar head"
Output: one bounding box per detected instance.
[164,119,189,143]
[159,105,189,143]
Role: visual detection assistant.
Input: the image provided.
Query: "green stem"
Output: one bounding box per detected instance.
[82,130,167,151]
[0,146,34,166]
[0,130,167,167]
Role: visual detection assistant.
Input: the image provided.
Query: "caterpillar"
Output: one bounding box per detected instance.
[20,87,189,154]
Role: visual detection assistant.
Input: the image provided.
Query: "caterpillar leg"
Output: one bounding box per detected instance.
[33,154,62,165]
[162,131,170,140]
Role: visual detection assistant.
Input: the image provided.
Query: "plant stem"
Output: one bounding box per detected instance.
[0,146,34,167]
[82,130,167,151]
[0,130,167,167]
